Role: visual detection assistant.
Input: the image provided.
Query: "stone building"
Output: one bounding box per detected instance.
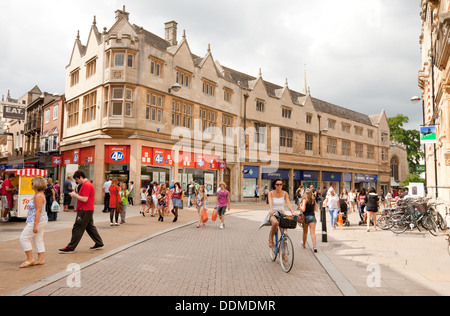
[418,0,449,208]
[62,7,391,203]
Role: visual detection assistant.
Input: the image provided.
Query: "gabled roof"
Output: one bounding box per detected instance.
[311,98,373,125]
[132,24,171,51]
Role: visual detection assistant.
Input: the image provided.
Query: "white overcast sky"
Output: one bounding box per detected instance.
[0,0,423,129]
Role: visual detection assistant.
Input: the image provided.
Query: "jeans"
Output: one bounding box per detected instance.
[329,208,338,227]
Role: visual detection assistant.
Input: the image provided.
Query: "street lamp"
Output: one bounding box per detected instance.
[168,83,182,94]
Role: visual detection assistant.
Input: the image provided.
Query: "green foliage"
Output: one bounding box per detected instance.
[387,114,423,174]
[400,173,425,187]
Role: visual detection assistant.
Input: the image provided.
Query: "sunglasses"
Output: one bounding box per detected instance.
[275,183,283,186]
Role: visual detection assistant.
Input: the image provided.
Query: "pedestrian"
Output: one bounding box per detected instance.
[348,188,357,213]
[299,188,317,252]
[324,187,340,229]
[19,177,48,268]
[156,183,168,222]
[54,180,60,204]
[365,187,379,232]
[58,170,104,254]
[140,188,148,216]
[119,182,129,224]
[379,189,386,209]
[108,178,121,226]
[45,178,57,221]
[1,173,16,222]
[195,185,207,228]
[295,185,304,206]
[254,185,259,202]
[187,181,195,207]
[102,177,112,213]
[171,182,182,222]
[216,182,231,229]
[63,175,73,212]
[357,188,367,225]
[128,181,135,206]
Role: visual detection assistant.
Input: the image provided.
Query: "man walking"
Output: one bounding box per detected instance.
[59,170,104,254]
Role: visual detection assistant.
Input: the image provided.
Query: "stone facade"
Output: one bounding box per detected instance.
[62,7,391,203]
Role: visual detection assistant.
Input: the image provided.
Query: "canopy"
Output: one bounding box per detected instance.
[15,168,48,177]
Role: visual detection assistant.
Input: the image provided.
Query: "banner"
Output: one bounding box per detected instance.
[105,145,130,164]
[420,126,437,144]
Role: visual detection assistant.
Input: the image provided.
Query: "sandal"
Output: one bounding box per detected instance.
[19,261,35,268]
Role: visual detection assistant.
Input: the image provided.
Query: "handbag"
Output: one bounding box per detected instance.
[51,200,60,213]
[297,212,305,226]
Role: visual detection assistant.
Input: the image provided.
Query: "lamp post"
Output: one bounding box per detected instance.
[243,93,249,149]
[411,96,428,194]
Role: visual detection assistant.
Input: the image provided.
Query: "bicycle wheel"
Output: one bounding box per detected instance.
[390,214,408,234]
[436,212,447,231]
[377,215,393,230]
[279,235,294,273]
[424,215,438,236]
[447,238,450,256]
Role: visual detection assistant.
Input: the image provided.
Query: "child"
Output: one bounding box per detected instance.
[140,189,147,217]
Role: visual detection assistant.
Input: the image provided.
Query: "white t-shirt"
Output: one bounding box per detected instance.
[326,194,340,210]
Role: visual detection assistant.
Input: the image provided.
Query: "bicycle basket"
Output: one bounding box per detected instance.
[414,202,428,213]
[279,215,298,229]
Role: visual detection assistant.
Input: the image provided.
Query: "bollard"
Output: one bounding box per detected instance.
[321,206,327,242]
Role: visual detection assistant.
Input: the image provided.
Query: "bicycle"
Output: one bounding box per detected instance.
[269,215,297,273]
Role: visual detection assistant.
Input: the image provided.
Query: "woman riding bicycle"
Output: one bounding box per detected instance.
[268,179,297,249]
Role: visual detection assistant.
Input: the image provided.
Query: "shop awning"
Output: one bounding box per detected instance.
[390,177,400,187]
[15,168,48,177]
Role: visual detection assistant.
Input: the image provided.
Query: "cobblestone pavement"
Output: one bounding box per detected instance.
[25,210,342,296]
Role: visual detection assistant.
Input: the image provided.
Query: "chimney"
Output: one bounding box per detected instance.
[115,5,130,21]
[165,21,178,46]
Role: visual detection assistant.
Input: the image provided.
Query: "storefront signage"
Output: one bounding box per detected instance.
[141,147,153,165]
[79,147,95,165]
[152,148,173,167]
[52,155,63,166]
[195,154,218,170]
[354,174,378,183]
[322,172,341,182]
[105,145,130,164]
[2,102,26,120]
[243,166,259,179]
[301,171,319,181]
[420,126,437,144]
[262,168,289,180]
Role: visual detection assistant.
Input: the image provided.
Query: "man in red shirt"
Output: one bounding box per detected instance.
[59,170,104,253]
[1,174,16,222]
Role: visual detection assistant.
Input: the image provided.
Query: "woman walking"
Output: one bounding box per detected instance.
[195,185,207,228]
[216,182,231,229]
[19,177,48,268]
[324,187,340,229]
[365,187,379,232]
[157,183,168,222]
[357,188,367,225]
[299,188,318,252]
[171,182,182,222]
[108,178,121,226]
[348,189,357,213]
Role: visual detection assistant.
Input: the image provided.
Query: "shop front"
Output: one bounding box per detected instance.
[322,171,341,195]
[343,173,353,192]
[243,166,259,198]
[105,145,130,184]
[261,168,290,193]
[62,147,96,182]
[300,170,319,190]
[354,173,378,190]
[140,147,174,188]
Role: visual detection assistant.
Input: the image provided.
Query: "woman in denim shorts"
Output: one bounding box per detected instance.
[298,189,318,252]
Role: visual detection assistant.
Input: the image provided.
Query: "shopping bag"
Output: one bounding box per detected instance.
[212,208,218,222]
[51,201,60,213]
[201,209,209,223]
[337,213,343,226]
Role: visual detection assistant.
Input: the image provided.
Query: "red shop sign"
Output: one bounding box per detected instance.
[141,147,153,165]
[80,147,95,165]
[178,151,194,168]
[195,154,219,170]
[52,155,64,166]
[105,145,130,164]
[152,148,174,167]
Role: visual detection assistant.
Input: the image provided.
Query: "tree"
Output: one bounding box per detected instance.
[387,114,423,174]
[401,173,425,187]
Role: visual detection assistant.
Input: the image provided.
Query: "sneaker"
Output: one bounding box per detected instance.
[115,222,120,226]
[219,223,224,229]
[58,247,74,254]
[90,244,104,251]
[110,222,114,226]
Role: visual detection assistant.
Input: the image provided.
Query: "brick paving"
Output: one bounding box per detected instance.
[24,210,341,296]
